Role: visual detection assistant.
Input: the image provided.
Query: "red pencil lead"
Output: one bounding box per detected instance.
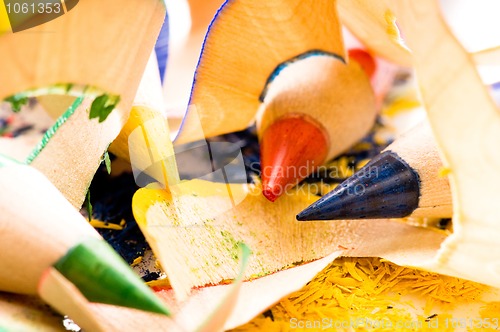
[260,115,328,202]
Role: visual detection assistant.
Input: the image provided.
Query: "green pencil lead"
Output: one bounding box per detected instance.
[53,238,170,316]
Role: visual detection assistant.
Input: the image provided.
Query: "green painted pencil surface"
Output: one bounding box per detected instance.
[0,156,169,316]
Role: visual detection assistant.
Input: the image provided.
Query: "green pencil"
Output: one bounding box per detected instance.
[0,154,169,316]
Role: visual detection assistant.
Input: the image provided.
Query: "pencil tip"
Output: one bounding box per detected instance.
[262,187,279,202]
[260,116,328,202]
[297,151,420,220]
[348,48,376,78]
[53,238,170,316]
[295,211,309,221]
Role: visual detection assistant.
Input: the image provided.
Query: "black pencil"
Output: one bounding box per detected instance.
[297,121,452,220]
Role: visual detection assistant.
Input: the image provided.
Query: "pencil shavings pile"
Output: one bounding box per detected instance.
[233,257,496,332]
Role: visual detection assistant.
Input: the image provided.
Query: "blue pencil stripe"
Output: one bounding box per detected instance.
[259,50,344,102]
[155,11,169,83]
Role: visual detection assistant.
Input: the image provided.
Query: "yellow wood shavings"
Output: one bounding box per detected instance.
[146,277,171,289]
[131,257,143,267]
[383,98,421,117]
[89,219,125,230]
[356,158,370,169]
[232,257,490,331]
[480,302,500,318]
[384,10,401,44]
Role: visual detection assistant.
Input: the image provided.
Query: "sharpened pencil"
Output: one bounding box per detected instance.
[0,154,170,315]
[297,121,452,220]
[258,50,377,202]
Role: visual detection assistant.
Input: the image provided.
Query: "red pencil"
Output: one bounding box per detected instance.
[258,50,377,202]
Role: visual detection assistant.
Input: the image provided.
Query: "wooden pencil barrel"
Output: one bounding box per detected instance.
[257,55,376,160]
[386,121,453,218]
[0,165,99,294]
